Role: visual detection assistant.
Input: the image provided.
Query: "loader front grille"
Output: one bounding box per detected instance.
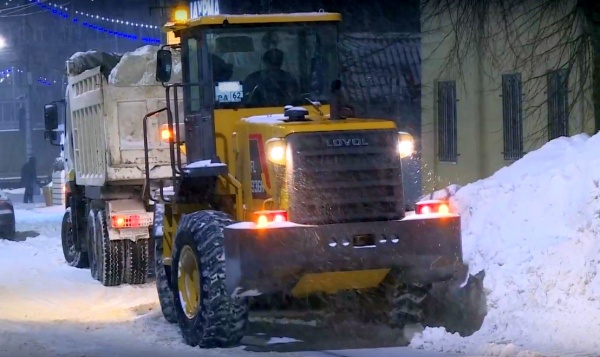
[286,129,404,225]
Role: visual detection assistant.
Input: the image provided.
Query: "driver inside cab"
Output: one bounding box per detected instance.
[242,48,300,106]
[212,53,234,82]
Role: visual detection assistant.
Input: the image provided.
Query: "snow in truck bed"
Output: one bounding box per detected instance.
[411,133,600,356]
[68,45,182,86]
[108,45,182,86]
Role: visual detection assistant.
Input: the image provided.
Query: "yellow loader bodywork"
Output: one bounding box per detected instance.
[144,8,486,350]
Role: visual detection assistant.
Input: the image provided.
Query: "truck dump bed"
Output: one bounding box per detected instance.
[67,65,183,186]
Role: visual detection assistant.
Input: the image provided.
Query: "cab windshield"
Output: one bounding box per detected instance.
[205,23,338,109]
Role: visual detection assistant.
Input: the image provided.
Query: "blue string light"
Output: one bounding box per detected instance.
[0,67,63,86]
[31,0,161,44]
[0,67,18,77]
[37,76,60,86]
[36,2,160,29]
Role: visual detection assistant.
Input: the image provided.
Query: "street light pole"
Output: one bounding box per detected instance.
[22,17,33,158]
[25,70,32,158]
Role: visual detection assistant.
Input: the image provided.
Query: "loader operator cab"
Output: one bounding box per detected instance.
[157,16,338,110]
[149,10,365,197]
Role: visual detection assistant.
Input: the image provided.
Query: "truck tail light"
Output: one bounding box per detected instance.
[111,214,142,228]
[415,200,451,215]
[254,210,288,227]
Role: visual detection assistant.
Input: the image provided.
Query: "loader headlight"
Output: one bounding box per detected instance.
[265,138,288,165]
[397,131,414,158]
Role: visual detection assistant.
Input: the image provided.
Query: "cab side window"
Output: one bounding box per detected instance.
[185,38,202,113]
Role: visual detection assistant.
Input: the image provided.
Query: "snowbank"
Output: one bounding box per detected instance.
[2,187,25,195]
[108,45,182,86]
[411,133,600,355]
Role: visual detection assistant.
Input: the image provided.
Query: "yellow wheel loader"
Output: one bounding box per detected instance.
[142,9,487,348]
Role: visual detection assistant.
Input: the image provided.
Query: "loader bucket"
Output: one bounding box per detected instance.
[423,269,487,336]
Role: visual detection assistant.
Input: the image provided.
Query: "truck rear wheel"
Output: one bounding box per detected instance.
[61,207,89,268]
[124,240,149,285]
[87,209,99,279]
[94,209,126,287]
[171,210,248,348]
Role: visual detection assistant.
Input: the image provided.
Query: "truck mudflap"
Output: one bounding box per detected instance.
[223,214,467,298]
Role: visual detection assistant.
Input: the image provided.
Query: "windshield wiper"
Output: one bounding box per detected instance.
[305,97,324,116]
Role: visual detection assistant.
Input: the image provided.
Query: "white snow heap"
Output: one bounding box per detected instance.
[411,132,600,355]
[108,45,182,86]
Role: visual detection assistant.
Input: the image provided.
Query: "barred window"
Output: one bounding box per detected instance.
[502,73,524,160]
[547,69,569,140]
[437,80,458,162]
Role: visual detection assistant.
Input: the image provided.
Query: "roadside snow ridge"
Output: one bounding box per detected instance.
[411,133,600,356]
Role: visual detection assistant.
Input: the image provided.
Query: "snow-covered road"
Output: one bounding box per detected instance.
[6,132,600,357]
[0,201,475,357]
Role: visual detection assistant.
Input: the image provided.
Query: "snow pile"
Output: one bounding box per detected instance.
[108,45,182,86]
[411,133,600,355]
[1,187,25,195]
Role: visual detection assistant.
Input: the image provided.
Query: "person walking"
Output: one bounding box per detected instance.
[20,156,37,203]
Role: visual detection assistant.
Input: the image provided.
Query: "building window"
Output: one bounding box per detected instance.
[502,73,524,160]
[437,80,458,162]
[547,68,569,140]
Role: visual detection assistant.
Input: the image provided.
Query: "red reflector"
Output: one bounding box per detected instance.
[111,214,142,228]
[253,210,288,226]
[417,205,432,214]
[416,200,451,215]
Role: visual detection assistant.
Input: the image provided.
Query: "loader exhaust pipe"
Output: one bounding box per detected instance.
[330,79,343,120]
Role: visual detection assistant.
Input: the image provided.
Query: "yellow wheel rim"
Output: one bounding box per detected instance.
[177,245,201,319]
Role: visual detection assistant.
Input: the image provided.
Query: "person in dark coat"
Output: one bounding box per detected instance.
[242,48,300,106]
[21,157,37,203]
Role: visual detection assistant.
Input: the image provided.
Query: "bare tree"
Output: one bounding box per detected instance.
[421,0,600,144]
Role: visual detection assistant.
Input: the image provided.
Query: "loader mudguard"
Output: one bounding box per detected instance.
[223,214,468,298]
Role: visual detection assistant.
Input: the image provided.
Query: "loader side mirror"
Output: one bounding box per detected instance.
[156,49,173,83]
[44,103,58,141]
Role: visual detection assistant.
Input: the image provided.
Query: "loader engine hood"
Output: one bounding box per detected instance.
[240,106,399,135]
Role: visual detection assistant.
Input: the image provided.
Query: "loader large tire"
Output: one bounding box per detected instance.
[423,270,487,337]
[171,210,248,348]
[94,210,126,286]
[61,207,89,268]
[124,239,149,285]
[155,233,177,324]
[388,282,430,329]
[153,204,177,324]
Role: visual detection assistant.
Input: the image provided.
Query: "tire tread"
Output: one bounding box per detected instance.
[172,210,248,348]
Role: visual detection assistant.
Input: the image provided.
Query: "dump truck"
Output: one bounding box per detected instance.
[43,48,183,286]
[144,10,487,348]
